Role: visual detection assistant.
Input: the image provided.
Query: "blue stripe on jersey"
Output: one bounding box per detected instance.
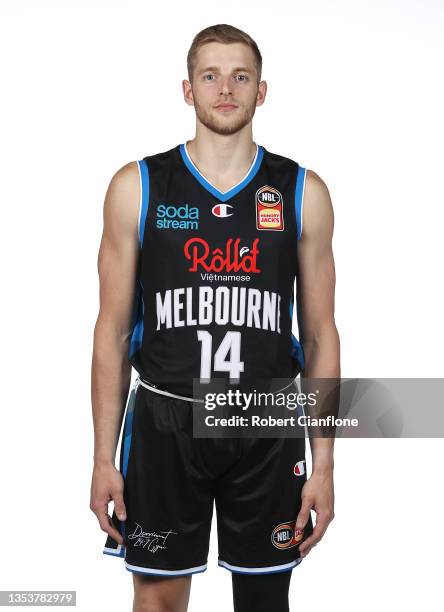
[291,334,305,370]
[128,280,144,360]
[289,294,305,370]
[122,386,136,479]
[294,165,306,241]
[138,159,150,247]
[179,143,264,202]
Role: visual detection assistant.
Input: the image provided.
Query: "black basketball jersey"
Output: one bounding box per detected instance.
[127,142,307,399]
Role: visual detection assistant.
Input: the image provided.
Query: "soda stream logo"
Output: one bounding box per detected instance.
[156,204,199,229]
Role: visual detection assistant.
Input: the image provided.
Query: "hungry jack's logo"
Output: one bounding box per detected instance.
[183,237,261,273]
[256,185,284,231]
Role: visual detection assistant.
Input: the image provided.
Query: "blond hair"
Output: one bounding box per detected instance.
[187,24,262,84]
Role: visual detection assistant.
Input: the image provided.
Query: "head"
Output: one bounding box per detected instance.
[183,24,267,136]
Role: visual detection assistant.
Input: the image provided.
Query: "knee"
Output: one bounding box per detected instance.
[133,598,177,612]
[132,573,190,612]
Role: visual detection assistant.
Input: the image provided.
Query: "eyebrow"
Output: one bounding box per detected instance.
[197,66,253,75]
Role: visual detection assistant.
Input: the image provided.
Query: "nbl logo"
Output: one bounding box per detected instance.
[256,186,284,231]
[271,520,304,549]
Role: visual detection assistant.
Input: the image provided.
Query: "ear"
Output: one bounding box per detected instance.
[182,80,195,107]
[256,80,267,107]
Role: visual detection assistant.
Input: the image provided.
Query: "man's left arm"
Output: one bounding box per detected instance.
[294,169,340,558]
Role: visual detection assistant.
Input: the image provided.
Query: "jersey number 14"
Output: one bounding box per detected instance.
[197,330,244,381]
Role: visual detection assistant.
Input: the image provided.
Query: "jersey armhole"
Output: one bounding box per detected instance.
[294,165,307,241]
[136,159,150,248]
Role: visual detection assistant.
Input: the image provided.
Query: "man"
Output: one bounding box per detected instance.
[90,23,339,612]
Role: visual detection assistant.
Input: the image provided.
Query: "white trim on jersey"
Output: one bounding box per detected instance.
[137,377,205,403]
[300,169,307,239]
[183,142,259,195]
[136,160,143,246]
[137,376,297,403]
[103,544,125,556]
[218,558,303,574]
[125,561,207,576]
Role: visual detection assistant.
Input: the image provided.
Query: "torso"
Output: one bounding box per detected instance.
[128,142,306,399]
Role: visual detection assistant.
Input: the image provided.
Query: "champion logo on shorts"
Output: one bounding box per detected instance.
[127,522,177,554]
[271,520,304,549]
[293,460,306,476]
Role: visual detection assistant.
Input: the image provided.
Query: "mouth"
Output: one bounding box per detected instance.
[215,104,238,113]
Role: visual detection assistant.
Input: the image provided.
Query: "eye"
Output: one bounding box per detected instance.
[204,74,215,81]
[236,74,249,82]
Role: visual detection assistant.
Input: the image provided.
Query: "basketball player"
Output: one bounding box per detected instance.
[90,24,339,612]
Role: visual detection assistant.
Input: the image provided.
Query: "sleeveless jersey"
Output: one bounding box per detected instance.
[128,142,307,400]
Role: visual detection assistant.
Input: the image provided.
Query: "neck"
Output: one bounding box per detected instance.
[185,127,257,188]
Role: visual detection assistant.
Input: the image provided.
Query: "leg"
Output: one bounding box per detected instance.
[231,570,293,612]
[132,574,192,612]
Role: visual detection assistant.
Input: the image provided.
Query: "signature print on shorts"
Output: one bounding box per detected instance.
[127,522,177,554]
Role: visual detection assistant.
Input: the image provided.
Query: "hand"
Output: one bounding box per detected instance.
[90,462,127,544]
[296,468,335,558]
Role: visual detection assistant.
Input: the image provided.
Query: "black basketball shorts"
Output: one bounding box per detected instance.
[103,377,313,576]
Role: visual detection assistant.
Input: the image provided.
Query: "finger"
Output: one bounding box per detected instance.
[299,536,317,556]
[299,525,322,554]
[93,505,124,544]
[111,490,127,522]
[300,543,315,558]
[299,512,332,555]
[295,498,314,531]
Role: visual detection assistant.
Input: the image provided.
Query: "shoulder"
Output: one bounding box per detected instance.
[261,146,299,173]
[299,169,334,240]
[103,161,140,235]
[107,160,140,197]
[305,169,331,202]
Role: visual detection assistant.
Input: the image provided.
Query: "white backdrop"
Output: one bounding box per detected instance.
[1,0,443,610]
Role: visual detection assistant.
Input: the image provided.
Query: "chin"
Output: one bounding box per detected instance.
[213,122,245,136]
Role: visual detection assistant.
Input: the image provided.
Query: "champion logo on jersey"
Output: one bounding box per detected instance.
[156,203,199,230]
[212,203,233,218]
[271,520,304,549]
[256,186,284,231]
[293,460,306,476]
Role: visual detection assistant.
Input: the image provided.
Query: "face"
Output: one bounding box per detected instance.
[183,42,267,136]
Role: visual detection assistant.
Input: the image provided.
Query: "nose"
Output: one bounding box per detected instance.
[219,75,233,97]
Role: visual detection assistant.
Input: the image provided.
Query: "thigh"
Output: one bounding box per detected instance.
[132,574,191,612]
[216,435,313,573]
[232,570,293,612]
[103,384,214,576]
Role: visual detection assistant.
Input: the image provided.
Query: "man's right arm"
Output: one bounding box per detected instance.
[89,161,140,544]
